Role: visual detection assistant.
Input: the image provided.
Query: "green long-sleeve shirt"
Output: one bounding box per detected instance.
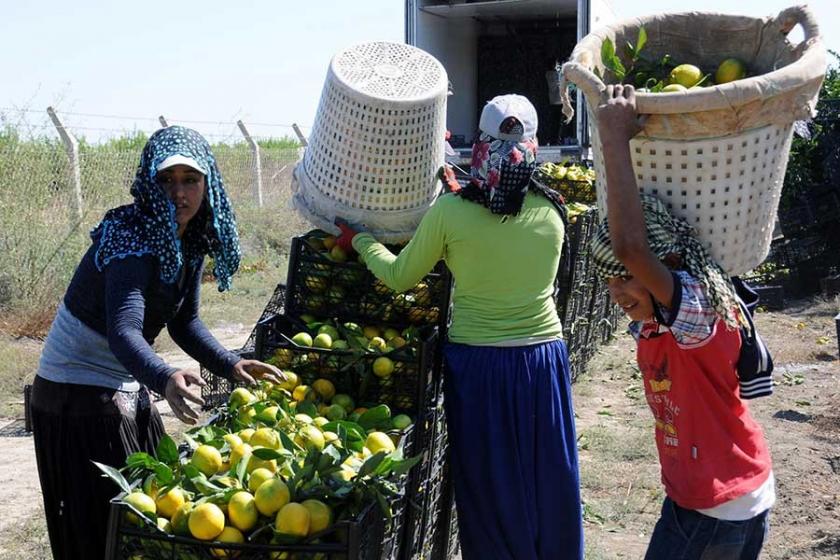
[352,192,565,345]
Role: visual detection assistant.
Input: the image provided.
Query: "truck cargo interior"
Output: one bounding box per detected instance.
[407,0,617,158]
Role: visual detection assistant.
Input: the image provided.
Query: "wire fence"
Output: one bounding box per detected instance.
[0,110,312,322]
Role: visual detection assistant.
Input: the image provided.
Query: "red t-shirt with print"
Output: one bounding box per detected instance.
[633,272,772,510]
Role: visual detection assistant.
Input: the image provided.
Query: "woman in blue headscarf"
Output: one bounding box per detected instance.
[30,126,281,559]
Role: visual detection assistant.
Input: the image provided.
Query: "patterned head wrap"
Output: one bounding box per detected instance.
[457,131,541,215]
[92,126,241,291]
[590,194,742,328]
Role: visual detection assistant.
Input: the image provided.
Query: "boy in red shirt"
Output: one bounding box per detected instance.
[591,84,774,559]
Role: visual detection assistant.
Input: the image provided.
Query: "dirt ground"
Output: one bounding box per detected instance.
[577,298,840,560]
[0,300,837,559]
[0,324,249,560]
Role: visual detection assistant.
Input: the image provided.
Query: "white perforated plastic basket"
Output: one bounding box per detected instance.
[562,6,826,275]
[292,41,449,243]
[589,122,794,275]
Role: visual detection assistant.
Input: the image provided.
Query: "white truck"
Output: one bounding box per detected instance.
[405,0,617,161]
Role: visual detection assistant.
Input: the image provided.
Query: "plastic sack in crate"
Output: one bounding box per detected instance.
[255,313,439,416]
[286,232,453,331]
[105,495,384,559]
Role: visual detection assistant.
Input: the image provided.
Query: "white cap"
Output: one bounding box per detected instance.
[156,154,206,174]
[479,94,538,141]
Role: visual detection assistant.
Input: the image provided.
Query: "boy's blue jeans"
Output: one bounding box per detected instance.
[645,497,770,560]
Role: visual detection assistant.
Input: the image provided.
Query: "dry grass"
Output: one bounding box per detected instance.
[0,505,50,560]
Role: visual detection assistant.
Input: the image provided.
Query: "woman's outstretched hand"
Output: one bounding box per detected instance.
[165,370,206,425]
[231,359,285,385]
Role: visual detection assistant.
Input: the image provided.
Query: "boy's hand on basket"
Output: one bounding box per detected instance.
[231,359,285,385]
[165,370,206,425]
[596,85,647,145]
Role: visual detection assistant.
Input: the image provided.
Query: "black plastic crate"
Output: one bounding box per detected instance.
[105,494,385,560]
[105,418,418,560]
[285,232,453,332]
[553,208,623,382]
[402,390,452,560]
[200,282,288,410]
[441,492,460,560]
[254,313,439,417]
[533,169,597,205]
[754,285,785,310]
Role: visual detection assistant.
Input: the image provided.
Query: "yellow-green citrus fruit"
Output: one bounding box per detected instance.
[171,501,194,536]
[332,394,354,413]
[229,443,252,468]
[246,448,277,474]
[291,332,313,347]
[662,83,688,93]
[365,432,396,454]
[223,433,244,448]
[715,58,747,84]
[250,428,281,450]
[301,499,332,535]
[229,387,257,409]
[392,414,412,430]
[248,468,275,493]
[188,503,225,540]
[295,425,326,451]
[669,64,703,88]
[124,491,156,526]
[311,379,336,401]
[210,526,245,558]
[312,333,332,349]
[325,404,346,421]
[228,491,259,532]
[292,385,314,402]
[317,325,340,340]
[277,370,299,392]
[372,357,394,378]
[255,478,291,516]
[155,487,186,519]
[275,502,311,537]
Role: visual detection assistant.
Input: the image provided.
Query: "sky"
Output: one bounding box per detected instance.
[1,0,836,143]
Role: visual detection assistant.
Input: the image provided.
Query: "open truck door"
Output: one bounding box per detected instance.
[406,0,616,162]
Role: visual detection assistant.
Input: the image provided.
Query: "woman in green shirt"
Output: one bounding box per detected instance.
[337,95,583,559]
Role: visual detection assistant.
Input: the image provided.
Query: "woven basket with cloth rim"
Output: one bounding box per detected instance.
[560,5,827,275]
[292,41,449,243]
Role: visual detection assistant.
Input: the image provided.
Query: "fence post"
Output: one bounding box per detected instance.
[292,123,308,147]
[158,116,169,127]
[835,312,839,359]
[46,106,83,219]
[236,120,263,207]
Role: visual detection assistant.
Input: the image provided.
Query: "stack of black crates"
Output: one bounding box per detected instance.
[204,230,459,560]
[200,209,619,558]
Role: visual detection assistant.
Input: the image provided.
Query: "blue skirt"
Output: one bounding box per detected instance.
[443,340,583,560]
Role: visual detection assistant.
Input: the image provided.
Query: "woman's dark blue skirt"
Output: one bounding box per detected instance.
[443,339,583,560]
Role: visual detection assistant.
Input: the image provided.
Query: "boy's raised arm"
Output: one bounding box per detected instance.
[597,84,675,308]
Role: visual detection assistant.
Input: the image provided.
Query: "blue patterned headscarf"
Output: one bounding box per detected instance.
[92,126,241,291]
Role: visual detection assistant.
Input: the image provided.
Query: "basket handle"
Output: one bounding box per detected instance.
[559,63,652,129]
[776,5,820,43]
[559,61,606,123]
